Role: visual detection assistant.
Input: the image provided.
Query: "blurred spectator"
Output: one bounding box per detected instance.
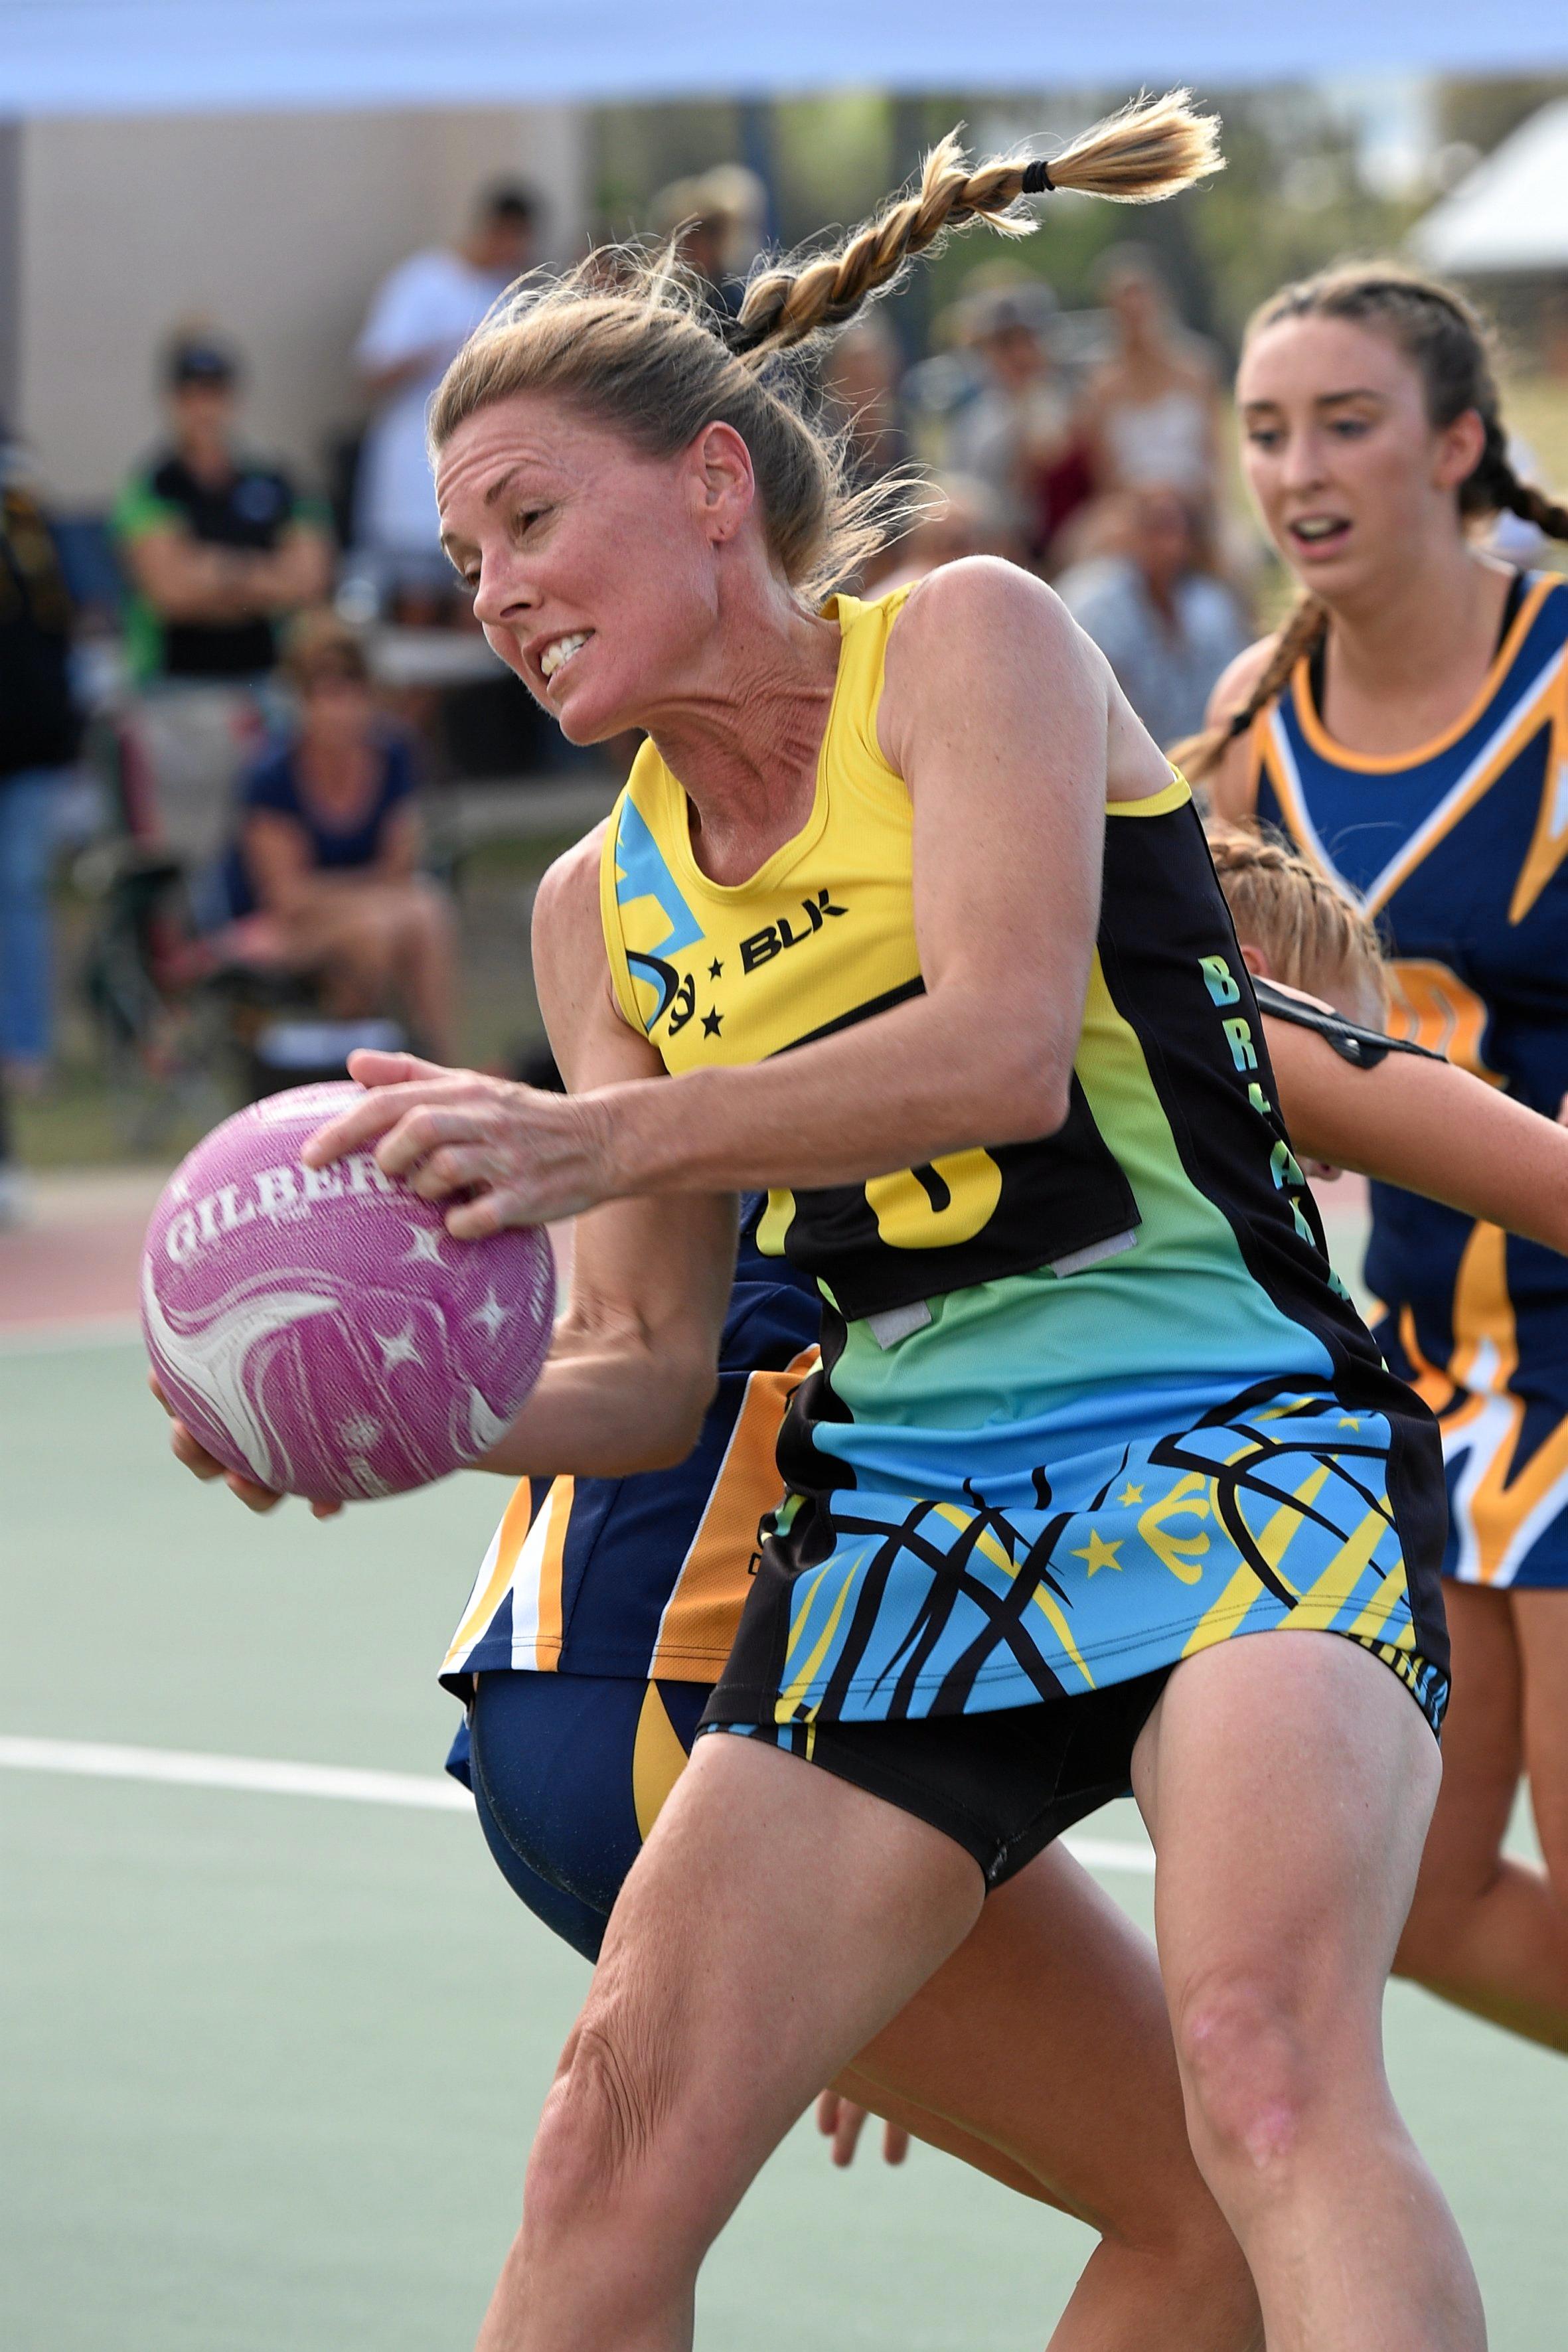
[112,331,333,864]
[1056,485,1248,751]
[1084,246,1223,513]
[114,332,333,688]
[1,439,83,1091]
[942,283,1092,568]
[0,1065,17,1225]
[876,473,1011,595]
[354,183,541,603]
[651,166,765,320]
[216,612,457,1063]
[821,315,909,490]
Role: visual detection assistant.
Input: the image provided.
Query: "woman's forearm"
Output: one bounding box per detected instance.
[1271,1024,1568,1255]
[471,1323,716,1478]
[593,983,1069,1200]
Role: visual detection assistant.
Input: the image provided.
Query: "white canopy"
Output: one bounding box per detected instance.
[1411,101,1568,274]
[4,1,1568,116]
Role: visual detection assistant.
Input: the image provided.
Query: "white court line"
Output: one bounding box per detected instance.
[0,1735,472,1812]
[0,1735,1157,1872]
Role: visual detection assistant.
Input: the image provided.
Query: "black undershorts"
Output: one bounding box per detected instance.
[702,1666,1172,1889]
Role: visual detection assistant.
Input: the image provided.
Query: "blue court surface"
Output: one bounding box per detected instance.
[3,1328,1564,2349]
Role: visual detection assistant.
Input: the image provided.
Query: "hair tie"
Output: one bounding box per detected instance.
[1020,160,1056,196]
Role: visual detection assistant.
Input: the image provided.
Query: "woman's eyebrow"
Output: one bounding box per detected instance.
[484,461,556,509]
[1240,388,1384,419]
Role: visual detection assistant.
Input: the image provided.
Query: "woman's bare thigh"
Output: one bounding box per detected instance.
[560,1730,983,2229]
[842,1840,1224,2245]
[1513,1587,1568,1882]
[1411,1581,1522,1911]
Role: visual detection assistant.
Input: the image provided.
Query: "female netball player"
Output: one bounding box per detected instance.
[432,830,1568,2284]
[1194,268,1568,2056]
[171,98,1481,2351]
[438,828,1568,2123]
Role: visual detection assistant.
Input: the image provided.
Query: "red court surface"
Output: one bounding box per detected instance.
[0,1168,576,1341]
[0,1170,167,1337]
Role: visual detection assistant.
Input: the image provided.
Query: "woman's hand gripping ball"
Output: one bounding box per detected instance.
[302,1049,615,1239]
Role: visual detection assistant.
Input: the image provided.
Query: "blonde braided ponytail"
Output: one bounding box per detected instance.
[1208,823,1387,1020]
[430,92,1221,600]
[729,92,1222,361]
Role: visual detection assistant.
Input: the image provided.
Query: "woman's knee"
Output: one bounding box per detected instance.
[1170,1968,1331,2183]
[525,1991,697,2249]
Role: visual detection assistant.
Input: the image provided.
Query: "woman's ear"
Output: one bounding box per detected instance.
[1238,940,1273,980]
[1435,406,1487,498]
[688,420,757,547]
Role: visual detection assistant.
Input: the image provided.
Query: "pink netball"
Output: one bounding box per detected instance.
[141,1082,555,1503]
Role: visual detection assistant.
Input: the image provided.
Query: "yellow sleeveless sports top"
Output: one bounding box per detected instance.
[597,586,1198,1326]
[601,589,921,1066]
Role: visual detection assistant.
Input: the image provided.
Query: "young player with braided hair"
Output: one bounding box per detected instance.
[1198,267,1568,2057]
[162,99,1484,2349]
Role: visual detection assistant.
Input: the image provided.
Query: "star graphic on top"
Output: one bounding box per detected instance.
[1071,1529,1123,1576]
[404,1225,445,1267]
[1116,1482,1144,1508]
[374,1321,423,1373]
[708,958,724,980]
[702,1008,724,1037]
[470,1288,509,1340]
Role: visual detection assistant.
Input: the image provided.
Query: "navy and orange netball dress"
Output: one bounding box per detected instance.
[599,585,1450,1884]
[1251,571,1568,1591]
[441,1203,819,1958]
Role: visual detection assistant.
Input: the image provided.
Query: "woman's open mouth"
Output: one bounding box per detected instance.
[1287,514,1352,556]
[539,631,593,688]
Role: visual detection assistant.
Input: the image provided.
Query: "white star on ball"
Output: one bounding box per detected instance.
[374,1321,424,1373]
[404,1225,445,1267]
[470,1288,509,1340]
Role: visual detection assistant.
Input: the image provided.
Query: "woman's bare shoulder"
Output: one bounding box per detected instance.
[532,821,610,951]
[892,556,1073,652]
[882,560,1090,764]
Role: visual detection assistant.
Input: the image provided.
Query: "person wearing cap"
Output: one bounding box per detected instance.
[113,332,333,689]
[649,165,765,322]
[941,277,1093,568]
[353,184,541,604]
[110,331,333,862]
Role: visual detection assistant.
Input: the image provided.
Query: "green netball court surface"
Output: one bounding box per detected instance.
[3,1324,1565,2351]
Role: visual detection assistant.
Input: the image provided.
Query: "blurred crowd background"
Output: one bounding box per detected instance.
[4,71,1568,1208]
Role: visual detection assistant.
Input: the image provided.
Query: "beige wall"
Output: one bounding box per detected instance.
[19,104,585,507]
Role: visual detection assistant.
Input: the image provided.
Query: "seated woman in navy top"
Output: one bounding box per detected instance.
[222,611,456,1060]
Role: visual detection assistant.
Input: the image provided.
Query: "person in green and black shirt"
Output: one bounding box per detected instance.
[112,333,332,686]
[1,447,81,1103]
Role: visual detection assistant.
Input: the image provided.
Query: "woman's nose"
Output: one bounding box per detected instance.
[1279,430,1327,494]
[471,560,529,631]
